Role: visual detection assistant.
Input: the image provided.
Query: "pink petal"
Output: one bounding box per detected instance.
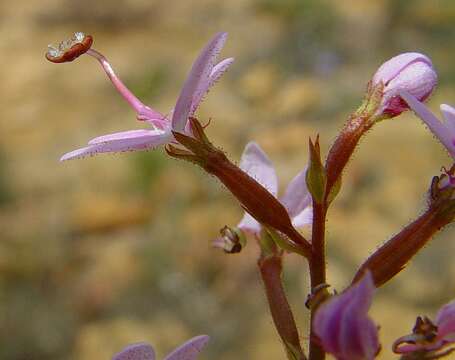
[60,130,172,161]
[435,299,455,340]
[239,142,278,196]
[172,32,228,132]
[441,104,455,136]
[381,62,437,113]
[280,167,312,228]
[314,272,378,359]
[112,342,155,360]
[163,335,210,360]
[400,91,455,157]
[339,291,379,360]
[291,207,313,228]
[314,288,354,355]
[236,142,278,235]
[88,129,169,145]
[191,57,234,113]
[209,58,235,89]
[349,271,376,312]
[237,212,262,236]
[373,52,433,86]
[136,106,166,123]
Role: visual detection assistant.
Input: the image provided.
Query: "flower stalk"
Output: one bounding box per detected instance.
[258,251,307,360]
[353,177,455,287]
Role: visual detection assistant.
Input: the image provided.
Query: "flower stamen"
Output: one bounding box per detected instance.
[46,32,93,63]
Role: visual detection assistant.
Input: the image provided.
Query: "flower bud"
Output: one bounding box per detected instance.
[372,52,437,117]
[314,272,380,360]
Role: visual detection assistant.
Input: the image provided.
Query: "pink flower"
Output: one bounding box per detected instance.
[400,91,455,160]
[393,299,455,357]
[372,52,437,117]
[235,142,313,236]
[314,272,380,360]
[47,32,233,161]
[112,335,209,360]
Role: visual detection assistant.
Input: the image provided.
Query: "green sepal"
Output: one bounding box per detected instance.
[172,131,210,158]
[165,144,204,166]
[284,341,304,360]
[264,226,308,257]
[326,175,341,204]
[306,136,326,204]
[259,228,277,257]
[188,117,212,146]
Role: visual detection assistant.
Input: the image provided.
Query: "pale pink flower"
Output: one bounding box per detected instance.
[400,91,455,160]
[236,142,313,236]
[314,272,380,360]
[48,32,233,161]
[112,335,209,360]
[372,52,437,117]
[393,299,455,357]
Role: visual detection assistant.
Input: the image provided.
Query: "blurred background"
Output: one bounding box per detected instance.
[0,0,454,359]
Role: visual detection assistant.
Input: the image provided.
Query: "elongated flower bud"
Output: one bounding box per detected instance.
[372,52,437,117]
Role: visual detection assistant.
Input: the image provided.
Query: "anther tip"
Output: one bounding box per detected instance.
[45,32,93,63]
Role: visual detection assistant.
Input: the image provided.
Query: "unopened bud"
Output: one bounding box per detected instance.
[213,226,246,254]
[372,52,437,118]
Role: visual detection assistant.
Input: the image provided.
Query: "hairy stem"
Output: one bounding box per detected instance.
[325,115,372,195]
[353,205,451,287]
[258,254,307,360]
[306,112,374,359]
[308,202,327,360]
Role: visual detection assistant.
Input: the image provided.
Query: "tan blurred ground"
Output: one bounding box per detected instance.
[0,0,454,359]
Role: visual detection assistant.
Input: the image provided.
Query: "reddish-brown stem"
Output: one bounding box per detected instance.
[307,113,373,360]
[309,202,327,288]
[258,254,307,360]
[308,201,328,360]
[325,115,372,195]
[353,206,450,287]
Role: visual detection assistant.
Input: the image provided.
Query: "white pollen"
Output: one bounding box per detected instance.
[48,32,87,57]
[74,32,85,42]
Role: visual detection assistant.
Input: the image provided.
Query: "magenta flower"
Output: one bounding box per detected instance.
[112,335,209,360]
[372,52,437,117]
[393,300,455,357]
[314,272,380,360]
[400,91,455,160]
[235,142,313,236]
[47,32,233,161]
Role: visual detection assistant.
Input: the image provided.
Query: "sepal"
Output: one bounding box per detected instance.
[306,136,326,204]
[264,226,308,257]
[165,144,204,166]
